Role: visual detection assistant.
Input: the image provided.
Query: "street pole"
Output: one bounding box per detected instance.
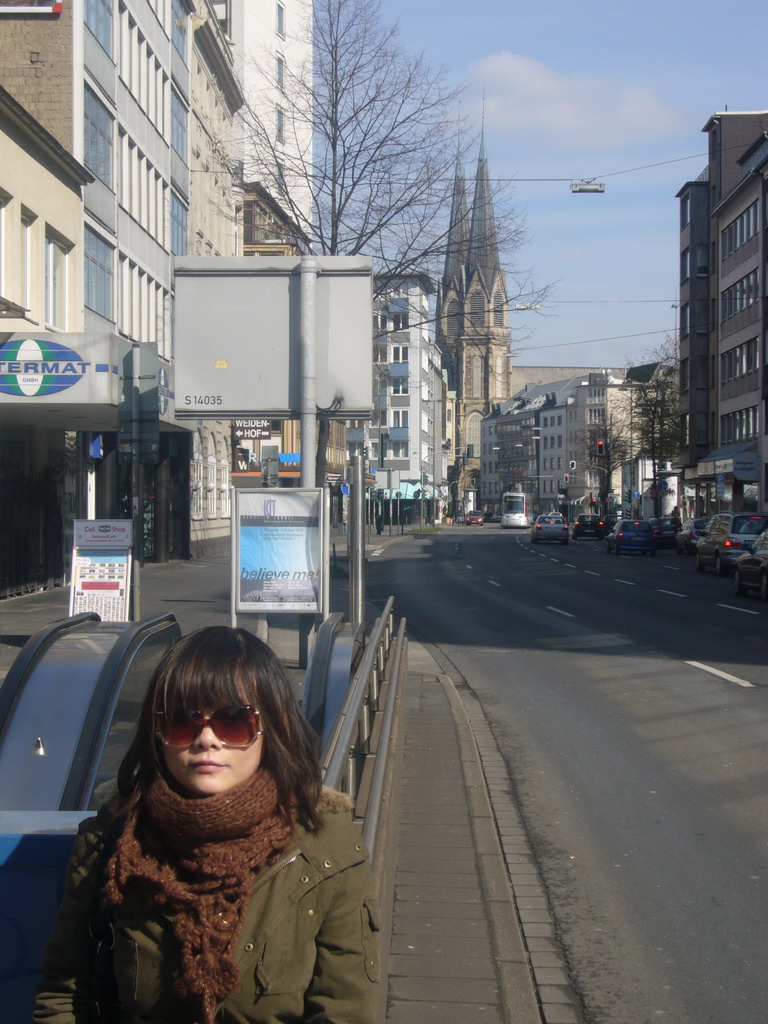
[300,256,318,488]
[349,454,365,626]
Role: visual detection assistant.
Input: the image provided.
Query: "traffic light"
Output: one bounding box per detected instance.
[563,473,569,483]
[596,439,605,456]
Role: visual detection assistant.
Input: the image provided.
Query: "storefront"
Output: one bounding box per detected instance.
[688,441,759,517]
[0,333,187,595]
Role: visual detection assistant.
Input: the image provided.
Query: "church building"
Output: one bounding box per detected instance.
[437,136,512,503]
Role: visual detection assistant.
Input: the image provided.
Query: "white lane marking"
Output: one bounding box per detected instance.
[546,606,575,618]
[717,602,761,616]
[564,563,577,568]
[489,579,502,587]
[685,660,755,688]
[613,579,637,586]
[465,565,473,569]
[584,570,601,576]
[370,549,383,557]
[662,564,680,571]
[657,589,686,597]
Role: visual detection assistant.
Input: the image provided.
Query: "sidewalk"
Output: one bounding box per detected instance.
[0,534,580,1024]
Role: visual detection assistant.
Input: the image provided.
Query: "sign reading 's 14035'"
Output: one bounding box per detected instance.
[0,338,89,397]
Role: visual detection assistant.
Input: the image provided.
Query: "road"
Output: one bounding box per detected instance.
[366,525,768,1024]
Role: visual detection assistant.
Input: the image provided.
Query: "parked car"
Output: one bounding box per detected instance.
[605,519,656,556]
[733,529,768,601]
[649,516,681,548]
[695,513,768,575]
[530,513,569,544]
[675,517,710,556]
[571,513,605,540]
[465,510,484,526]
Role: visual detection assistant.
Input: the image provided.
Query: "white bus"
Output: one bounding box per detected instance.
[500,491,531,529]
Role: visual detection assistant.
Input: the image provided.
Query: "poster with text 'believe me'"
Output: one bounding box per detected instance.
[234,489,323,613]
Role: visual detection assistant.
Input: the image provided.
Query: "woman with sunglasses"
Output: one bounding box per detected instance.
[34,626,380,1024]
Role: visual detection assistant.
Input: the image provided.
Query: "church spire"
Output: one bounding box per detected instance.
[442,145,469,291]
[468,130,500,285]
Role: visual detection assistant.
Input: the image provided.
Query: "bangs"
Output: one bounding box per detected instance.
[157,633,259,713]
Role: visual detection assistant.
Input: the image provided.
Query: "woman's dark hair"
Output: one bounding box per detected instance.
[117,626,322,830]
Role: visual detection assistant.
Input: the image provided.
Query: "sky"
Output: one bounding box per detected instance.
[378,0,768,368]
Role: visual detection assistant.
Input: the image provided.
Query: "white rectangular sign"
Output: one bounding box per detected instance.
[233,489,325,613]
[74,520,133,548]
[69,548,132,621]
[174,257,373,419]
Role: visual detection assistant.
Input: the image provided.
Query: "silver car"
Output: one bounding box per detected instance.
[530,514,569,544]
[696,513,768,575]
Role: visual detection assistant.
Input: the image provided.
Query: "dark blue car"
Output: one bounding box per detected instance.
[605,519,656,556]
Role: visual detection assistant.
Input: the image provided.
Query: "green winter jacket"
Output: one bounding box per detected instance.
[33,788,380,1024]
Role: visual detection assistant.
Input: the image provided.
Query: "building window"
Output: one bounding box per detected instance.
[171,193,187,256]
[680,193,690,228]
[446,299,460,335]
[45,232,68,329]
[171,89,187,158]
[85,0,112,54]
[276,1,285,36]
[20,210,34,310]
[471,354,482,396]
[84,86,113,187]
[391,442,407,458]
[392,410,409,429]
[206,455,217,517]
[276,107,284,142]
[469,290,484,327]
[84,226,113,318]
[392,345,408,362]
[391,311,409,331]
[493,289,505,326]
[219,456,230,518]
[679,302,689,336]
[721,199,760,260]
[276,54,285,89]
[721,269,759,321]
[680,247,690,282]
[172,0,187,57]
[391,378,409,395]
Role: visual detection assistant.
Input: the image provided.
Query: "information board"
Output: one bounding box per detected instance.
[70,520,133,620]
[232,489,325,614]
[69,549,131,620]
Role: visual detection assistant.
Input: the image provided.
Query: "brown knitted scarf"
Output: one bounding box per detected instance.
[105,768,294,1024]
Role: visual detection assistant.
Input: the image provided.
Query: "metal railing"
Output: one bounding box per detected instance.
[315,597,407,861]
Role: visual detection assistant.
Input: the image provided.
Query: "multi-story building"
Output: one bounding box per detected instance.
[0,83,91,594]
[677,110,768,517]
[229,0,313,227]
[0,0,251,593]
[486,369,632,519]
[348,273,444,522]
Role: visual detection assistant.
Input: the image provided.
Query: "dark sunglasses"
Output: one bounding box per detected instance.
[156,705,263,748]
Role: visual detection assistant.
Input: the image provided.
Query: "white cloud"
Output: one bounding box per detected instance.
[470,53,683,149]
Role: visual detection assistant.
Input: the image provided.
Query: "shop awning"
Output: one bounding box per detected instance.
[696,441,757,480]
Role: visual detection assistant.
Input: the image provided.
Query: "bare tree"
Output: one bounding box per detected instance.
[238,0,529,483]
[585,409,633,513]
[238,0,524,288]
[632,341,680,516]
